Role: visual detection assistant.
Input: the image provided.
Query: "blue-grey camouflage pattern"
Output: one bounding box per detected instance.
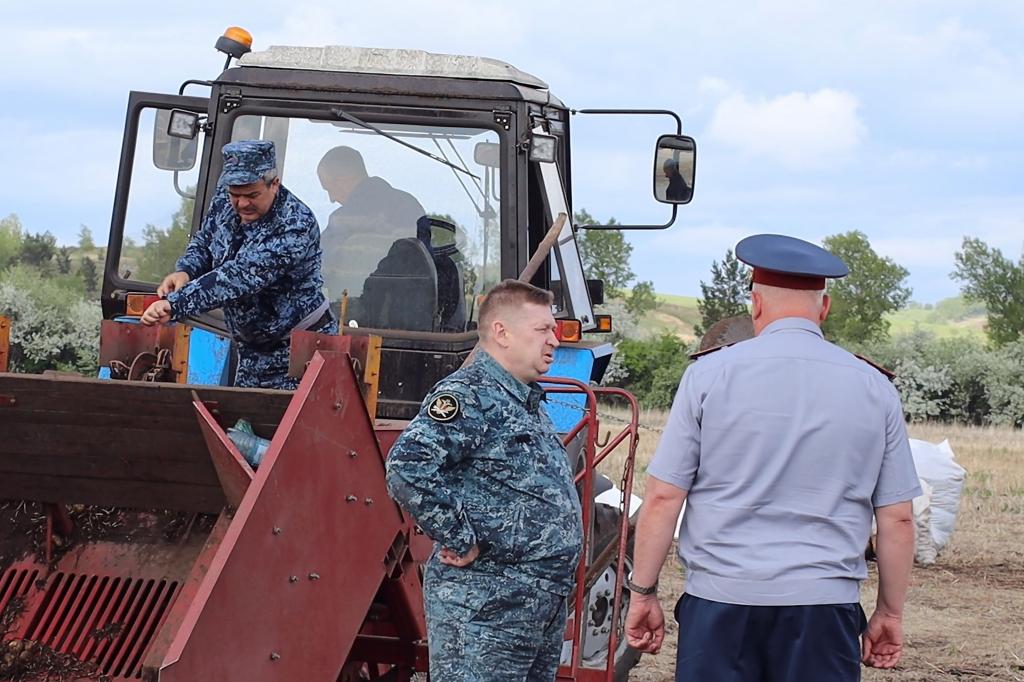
[165,184,333,389]
[220,140,276,186]
[386,348,583,595]
[386,350,581,679]
[234,314,338,389]
[423,562,566,681]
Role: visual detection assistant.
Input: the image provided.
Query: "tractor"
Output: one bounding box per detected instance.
[0,27,695,681]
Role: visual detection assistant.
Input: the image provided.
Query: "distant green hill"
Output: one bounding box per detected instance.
[633,294,987,342]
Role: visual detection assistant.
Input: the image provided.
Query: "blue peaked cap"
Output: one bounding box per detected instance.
[220,140,277,186]
[736,234,848,289]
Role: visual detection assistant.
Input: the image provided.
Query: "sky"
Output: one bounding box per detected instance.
[1,1,1022,303]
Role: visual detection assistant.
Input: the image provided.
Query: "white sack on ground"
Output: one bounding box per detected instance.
[910,438,966,552]
[912,478,937,565]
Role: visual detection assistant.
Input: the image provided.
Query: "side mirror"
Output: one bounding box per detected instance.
[153,110,199,172]
[473,141,500,168]
[653,134,696,204]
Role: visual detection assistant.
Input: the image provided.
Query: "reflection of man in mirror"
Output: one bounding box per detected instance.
[663,157,692,202]
[317,146,427,298]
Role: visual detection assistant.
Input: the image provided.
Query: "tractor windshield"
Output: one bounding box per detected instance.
[231,114,502,334]
[115,107,503,335]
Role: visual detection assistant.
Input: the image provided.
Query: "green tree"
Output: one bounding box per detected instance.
[56,246,73,275]
[822,230,911,344]
[952,237,1024,346]
[574,209,633,293]
[694,249,749,338]
[0,214,22,269]
[19,231,57,270]
[78,225,96,251]
[0,264,100,374]
[626,280,658,316]
[79,257,99,297]
[135,194,195,282]
[614,331,690,408]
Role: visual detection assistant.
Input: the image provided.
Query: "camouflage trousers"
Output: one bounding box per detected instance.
[234,317,338,389]
[424,562,567,682]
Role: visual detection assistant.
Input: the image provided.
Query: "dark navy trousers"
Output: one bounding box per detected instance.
[674,594,867,682]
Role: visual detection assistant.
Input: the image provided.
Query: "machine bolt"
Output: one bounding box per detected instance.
[348,450,358,458]
[272,526,282,535]
[309,572,320,581]
[270,652,281,661]
[289,575,298,583]
[333,402,342,411]
[364,497,373,506]
[346,495,357,502]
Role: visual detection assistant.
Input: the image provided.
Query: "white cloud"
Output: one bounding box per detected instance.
[707,88,867,170]
[871,237,964,268]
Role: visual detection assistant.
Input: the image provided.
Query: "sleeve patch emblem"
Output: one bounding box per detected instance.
[427,393,461,422]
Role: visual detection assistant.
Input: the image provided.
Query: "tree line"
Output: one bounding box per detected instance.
[2,205,1021,428]
[0,215,103,373]
[576,214,1024,427]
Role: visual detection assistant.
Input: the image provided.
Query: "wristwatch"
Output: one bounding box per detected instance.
[625,574,658,596]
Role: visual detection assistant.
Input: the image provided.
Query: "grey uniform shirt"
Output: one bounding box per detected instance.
[648,317,921,606]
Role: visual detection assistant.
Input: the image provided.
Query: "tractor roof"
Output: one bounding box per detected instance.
[239,45,548,90]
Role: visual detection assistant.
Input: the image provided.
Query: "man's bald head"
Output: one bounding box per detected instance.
[318,146,369,204]
[750,282,829,335]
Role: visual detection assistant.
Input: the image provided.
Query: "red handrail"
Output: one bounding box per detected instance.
[544,379,641,682]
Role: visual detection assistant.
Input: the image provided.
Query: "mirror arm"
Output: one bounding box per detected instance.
[572,108,682,135]
[576,204,678,231]
[172,171,197,201]
[178,79,214,96]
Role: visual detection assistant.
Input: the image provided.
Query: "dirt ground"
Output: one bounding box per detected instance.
[598,415,1024,681]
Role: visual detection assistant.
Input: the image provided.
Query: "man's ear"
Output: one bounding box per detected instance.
[819,293,831,323]
[751,290,763,322]
[491,319,510,348]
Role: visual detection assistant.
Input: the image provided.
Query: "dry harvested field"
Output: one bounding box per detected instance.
[597,412,1024,681]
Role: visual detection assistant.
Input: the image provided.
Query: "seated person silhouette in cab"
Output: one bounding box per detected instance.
[317,146,426,301]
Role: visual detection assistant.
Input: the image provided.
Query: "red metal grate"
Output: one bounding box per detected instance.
[1,566,40,628]
[17,572,179,679]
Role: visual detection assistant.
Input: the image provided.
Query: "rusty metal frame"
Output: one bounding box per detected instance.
[153,350,414,681]
[99,320,186,383]
[543,378,641,682]
[289,331,382,418]
[0,315,9,373]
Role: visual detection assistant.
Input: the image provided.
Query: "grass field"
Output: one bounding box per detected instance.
[595,414,1024,681]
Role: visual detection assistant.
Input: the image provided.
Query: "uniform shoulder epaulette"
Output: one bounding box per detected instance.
[689,342,739,360]
[854,353,897,382]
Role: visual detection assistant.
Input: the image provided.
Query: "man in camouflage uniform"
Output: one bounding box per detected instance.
[386,280,583,681]
[140,140,337,389]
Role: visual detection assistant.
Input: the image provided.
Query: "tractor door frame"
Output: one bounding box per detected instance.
[102,92,213,319]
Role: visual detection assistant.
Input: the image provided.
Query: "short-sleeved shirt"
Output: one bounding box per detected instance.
[385,349,583,596]
[648,317,921,606]
[167,185,328,347]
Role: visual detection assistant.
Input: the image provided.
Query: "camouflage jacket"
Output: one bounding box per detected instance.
[386,349,583,595]
[166,186,327,347]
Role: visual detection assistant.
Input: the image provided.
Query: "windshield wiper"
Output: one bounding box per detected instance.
[330,107,480,180]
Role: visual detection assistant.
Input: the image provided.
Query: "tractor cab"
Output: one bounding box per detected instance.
[100,30,695,418]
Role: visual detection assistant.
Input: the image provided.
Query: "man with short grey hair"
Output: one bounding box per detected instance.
[141,140,336,388]
[386,279,583,681]
[626,234,920,681]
